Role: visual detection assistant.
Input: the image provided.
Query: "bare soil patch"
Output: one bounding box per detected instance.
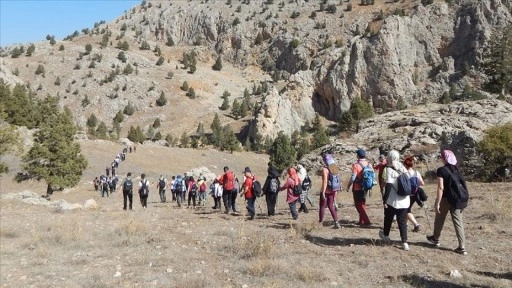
[1,140,511,287]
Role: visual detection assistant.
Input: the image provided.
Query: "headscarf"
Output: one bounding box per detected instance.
[267,166,279,178]
[441,150,457,165]
[287,167,300,186]
[386,150,407,173]
[296,164,307,182]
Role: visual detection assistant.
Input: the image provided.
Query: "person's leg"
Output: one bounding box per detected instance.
[383,206,395,236]
[231,190,238,212]
[222,191,231,212]
[450,207,466,249]
[319,194,327,222]
[162,190,166,203]
[266,195,272,216]
[358,197,371,224]
[433,198,451,240]
[326,193,338,222]
[289,200,298,219]
[192,194,196,207]
[187,192,192,207]
[396,208,409,243]
[123,191,128,210]
[128,193,133,210]
[247,197,255,218]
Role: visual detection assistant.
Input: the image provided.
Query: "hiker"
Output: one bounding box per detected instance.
[93,177,100,191]
[220,166,236,213]
[379,150,410,251]
[129,146,132,153]
[296,164,310,213]
[426,150,468,255]
[231,177,240,213]
[240,167,256,220]
[211,178,223,209]
[111,166,116,177]
[106,166,111,177]
[262,166,280,216]
[197,173,207,206]
[319,153,341,229]
[101,177,109,197]
[346,149,372,226]
[187,176,198,208]
[174,175,186,207]
[156,175,167,203]
[280,167,301,220]
[169,176,176,202]
[120,172,133,210]
[404,156,425,232]
[46,182,54,196]
[138,173,150,210]
[374,154,388,195]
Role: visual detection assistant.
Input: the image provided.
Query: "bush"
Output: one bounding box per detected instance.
[156,56,164,66]
[476,123,512,181]
[156,91,167,106]
[186,87,196,99]
[212,56,222,71]
[181,81,189,91]
[289,39,300,49]
[123,102,135,115]
[35,64,46,77]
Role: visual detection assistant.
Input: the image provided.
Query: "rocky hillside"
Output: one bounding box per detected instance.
[1,0,511,178]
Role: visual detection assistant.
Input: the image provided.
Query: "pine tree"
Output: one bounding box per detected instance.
[156,91,167,106]
[210,113,222,146]
[220,97,230,110]
[181,81,189,91]
[312,123,329,149]
[21,100,87,187]
[231,99,240,119]
[221,125,240,153]
[153,118,161,128]
[212,56,223,71]
[113,110,124,123]
[481,24,512,95]
[86,114,98,128]
[0,124,21,173]
[180,132,189,148]
[96,121,108,139]
[269,131,296,173]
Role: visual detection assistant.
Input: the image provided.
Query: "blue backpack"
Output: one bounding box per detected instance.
[409,170,420,195]
[327,172,341,191]
[358,163,375,191]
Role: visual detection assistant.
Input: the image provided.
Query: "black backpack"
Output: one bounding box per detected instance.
[302,175,312,190]
[252,179,263,197]
[159,179,166,190]
[123,179,133,193]
[139,180,149,196]
[445,168,469,209]
[390,167,413,196]
[292,182,302,196]
[190,183,198,196]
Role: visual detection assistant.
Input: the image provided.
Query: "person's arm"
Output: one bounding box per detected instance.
[418,172,425,186]
[346,164,357,191]
[321,168,328,199]
[435,176,444,214]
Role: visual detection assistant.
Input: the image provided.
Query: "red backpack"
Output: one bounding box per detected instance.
[223,171,235,190]
[200,182,207,192]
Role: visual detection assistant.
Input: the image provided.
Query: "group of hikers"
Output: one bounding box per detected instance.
[93,146,134,198]
[114,146,469,255]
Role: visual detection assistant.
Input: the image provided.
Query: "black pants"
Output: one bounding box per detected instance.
[266,193,278,216]
[159,189,166,203]
[222,190,233,212]
[188,192,197,207]
[139,194,148,208]
[383,206,408,243]
[230,190,238,211]
[213,196,222,209]
[123,190,133,210]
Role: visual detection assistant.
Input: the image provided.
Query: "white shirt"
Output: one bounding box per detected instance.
[385,167,410,209]
[214,183,223,197]
[139,179,150,188]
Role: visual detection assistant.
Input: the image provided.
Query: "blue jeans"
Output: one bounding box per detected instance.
[289,200,298,219]
[246,196,256,217]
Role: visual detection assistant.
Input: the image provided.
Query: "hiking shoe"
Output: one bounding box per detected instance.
[413,224,421,232]
[402,243,410,251]
[379,230,390,243]
[426,235,440,246]
[454,247,467,255]
[333,222,341,229]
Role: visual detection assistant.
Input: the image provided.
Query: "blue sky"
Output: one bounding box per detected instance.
[0,0,141,47]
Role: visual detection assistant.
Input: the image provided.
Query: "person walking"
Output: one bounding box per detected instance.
[138,173,150,210]
[374,154,387,196]
[319,153,341,229]
[296,164,310,213]
[220,166,236,213]
[169,176,176,202]
[280,167,301,220]
[174,175,186,208]
[404,156,425,232]
[187,176,198,208]
[211,178,223,210]
[240,167,256,220]
[379,150,410,251]
[262,166,280,216]
[426,150,468,255]
[346,149,372,226]
[156,175,167,203]
[197,174,207,206]
[120,172,134,210]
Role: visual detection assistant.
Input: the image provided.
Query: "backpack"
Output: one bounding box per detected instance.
[357,163,375,191]
[175,179,183,192]
[292,182,302,196]
[327,172,341,191]
[268,178,279,194]
[200,182,207,193]
[302,175,312,191]
[102,181,108,191]
[139,180,149,196]
[252,178,263,197]
[223,171,235,191]
[390,167,412,196]
[159,179,166,190]
[409,170,420,195]
[190,183,198,196]
[444,168,469,209]
[123,179,133,193]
